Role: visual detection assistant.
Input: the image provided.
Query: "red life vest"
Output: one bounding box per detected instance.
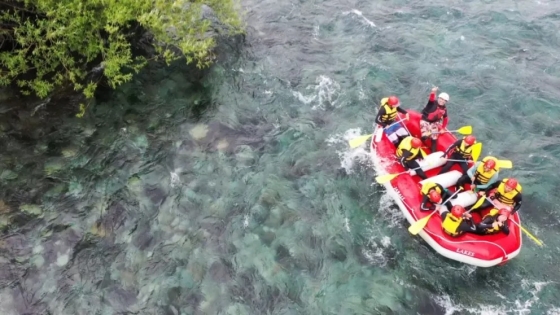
[427,107,446,121]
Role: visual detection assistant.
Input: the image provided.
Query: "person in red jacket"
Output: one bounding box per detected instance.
[420,86,449,154]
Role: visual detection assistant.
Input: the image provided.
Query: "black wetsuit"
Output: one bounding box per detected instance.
[473,215,510,236]
[467,181,522,214]
[398,149,428,180]
[438,139,472,174]
[441,211,478,235]
[375,106,408,127]
[420,184,454,211]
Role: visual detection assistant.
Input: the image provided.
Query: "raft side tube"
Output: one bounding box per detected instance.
[419,170,463,189]
[409,152,446,175]
[374,126,384,143]
[450,191,478,208]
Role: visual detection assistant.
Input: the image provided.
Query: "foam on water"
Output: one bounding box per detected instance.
[292,75,343,110]
[376,194,405,228]
[342,9,376,27]
[434,280,552,315]
[326,127,403,268]
[325,128,372,174]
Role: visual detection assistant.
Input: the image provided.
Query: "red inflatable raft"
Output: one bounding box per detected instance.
[370,110,522,267]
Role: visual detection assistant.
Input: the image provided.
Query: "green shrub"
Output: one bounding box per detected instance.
[0,0,243,114]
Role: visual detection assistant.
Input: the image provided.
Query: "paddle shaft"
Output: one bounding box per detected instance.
[432,129,462,135]
[393,164,425,177]
[384,118,406,129]
[509,220,543,246]
[444,158,472,163]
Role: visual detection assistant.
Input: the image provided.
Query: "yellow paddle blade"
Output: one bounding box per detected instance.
[456,125,472,135]
[471,196,485,209]
[497,160,513,169]
[375,173,399,184]
[349,134,373,148]
[520,225,544,247]
[408,213,434,235]
[471,142,482,162]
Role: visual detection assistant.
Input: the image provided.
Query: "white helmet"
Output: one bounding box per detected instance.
[438,92,450,101]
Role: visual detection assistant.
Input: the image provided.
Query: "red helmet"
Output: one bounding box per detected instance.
[505,178,518,189]
[429,190,441,203]
[464,135,476,146]
[387,96,400,107]
[451,205,465,218]
[499,208,511,218]
[484,159,496,169]
[411,138,422,148]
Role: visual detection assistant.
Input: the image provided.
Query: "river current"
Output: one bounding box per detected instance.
[1,0,559,314]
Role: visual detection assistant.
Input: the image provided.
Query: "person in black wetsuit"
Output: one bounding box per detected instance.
[395,136,428,180]
[473,207,511,236]
[438,135,477,174]
[440,205,478,237]
[419,182,455,211]
[374,95,410,146]
[467,178,522,214]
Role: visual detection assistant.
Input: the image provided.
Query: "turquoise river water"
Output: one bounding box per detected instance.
[1,0,560,314]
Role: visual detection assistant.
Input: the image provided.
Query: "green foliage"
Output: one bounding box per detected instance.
[0,0,243,107]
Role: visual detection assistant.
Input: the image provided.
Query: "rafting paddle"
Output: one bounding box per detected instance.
[408,188,464,235]
[432,125,472,135]
[483,197,544,247]
[470,142,482,162]
[348,134,375,149]
[510,220,544,247]
[470,194,486,210]
[497,160,513,168]
[348,118,407,149]
[443,158,512,169]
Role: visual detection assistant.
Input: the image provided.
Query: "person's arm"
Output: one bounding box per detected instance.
[502,221,510,235]
[444,140,461,155]
[396,107,408,114]
[476,222,492,231]
[475,170,498,190]
[399,150,412,165]
[512,193,522,213]
[441,108,449,129]
[375,106,388,127]
[429,91,436,102]
[420,195,436,211]
[486,180,502,191]
[467,162,479,178]
[422,92,437,114]
[476,216,495,230]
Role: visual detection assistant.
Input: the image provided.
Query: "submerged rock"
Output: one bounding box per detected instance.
[43,158,65,175]
[106,285,139,312]
[61,145,79,158]
[0,170,17,180]
[19,204,42,215]
[208,259,233,283]
[189,124,209,140]
[235,145,255,165]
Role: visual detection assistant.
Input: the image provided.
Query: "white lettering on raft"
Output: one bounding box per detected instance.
[456,248,475,257]
[393,188,405,201]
